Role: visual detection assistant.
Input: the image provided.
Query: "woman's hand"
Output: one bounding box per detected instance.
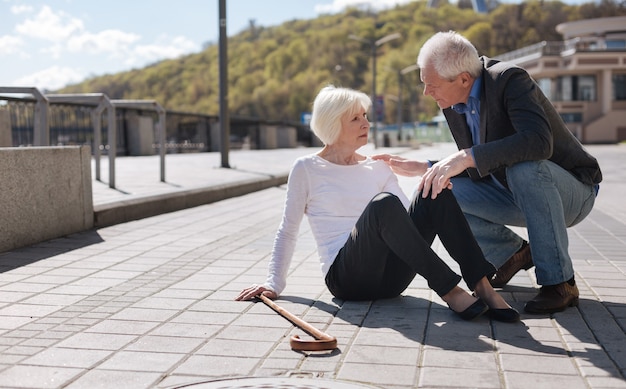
[235,284,278,301]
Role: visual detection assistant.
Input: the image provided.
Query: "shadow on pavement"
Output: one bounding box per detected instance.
[0,230,104,273]
[279,293,624,380]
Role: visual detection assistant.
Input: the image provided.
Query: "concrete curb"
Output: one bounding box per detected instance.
[93,174,288,227]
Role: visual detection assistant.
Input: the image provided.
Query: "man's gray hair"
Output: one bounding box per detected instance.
[417,31,482,80]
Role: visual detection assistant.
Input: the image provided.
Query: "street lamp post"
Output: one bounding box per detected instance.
[218,0,230,168]
[398,64,419,142]
[349,32,401,148]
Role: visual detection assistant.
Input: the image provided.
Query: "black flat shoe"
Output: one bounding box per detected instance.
[453,299,488,321]
[488,307,520,323]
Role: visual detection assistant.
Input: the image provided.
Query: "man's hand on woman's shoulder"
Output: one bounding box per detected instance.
[371,154,428,177]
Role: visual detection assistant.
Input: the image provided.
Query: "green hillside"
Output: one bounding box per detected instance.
[57,0,626,124]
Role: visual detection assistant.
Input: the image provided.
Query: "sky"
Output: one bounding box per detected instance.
[0,0,590,91]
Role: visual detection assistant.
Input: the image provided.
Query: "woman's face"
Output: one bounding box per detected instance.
[336,106,370,148]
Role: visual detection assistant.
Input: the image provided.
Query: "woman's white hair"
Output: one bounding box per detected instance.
[417,31,482,80]
[309,85,371,145]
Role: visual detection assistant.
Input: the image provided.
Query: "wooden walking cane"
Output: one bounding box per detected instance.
[257,294,338,351]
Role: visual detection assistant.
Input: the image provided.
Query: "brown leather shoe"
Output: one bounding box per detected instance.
[490,241,533,288]
[524,279,579,314]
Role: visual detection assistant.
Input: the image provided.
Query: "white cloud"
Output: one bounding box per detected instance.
[126,35,199,66]
[315,0,414,14]
[13,66,85,91]
[12,4,198,72]
[10,5,34,14]
[65,30,198,69]
[0,35,23,55]
[15,5,84,41]
[66,29,141,55]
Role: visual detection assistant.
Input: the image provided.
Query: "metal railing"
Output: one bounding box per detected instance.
[0,87,314,190]
[495,41,566,62]
[495,37,625,62]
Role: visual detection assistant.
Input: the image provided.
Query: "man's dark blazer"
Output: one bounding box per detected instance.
[442,56,602,188]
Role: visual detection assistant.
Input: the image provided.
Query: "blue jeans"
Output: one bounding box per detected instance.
[451,160,596,286]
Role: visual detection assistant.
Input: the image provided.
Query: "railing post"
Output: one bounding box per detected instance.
[92,108,102,182]
[157,106,166,182]
[107,105,116,189]
[33,91,50,146]
[0,87,49,146]
[111,100,166,184]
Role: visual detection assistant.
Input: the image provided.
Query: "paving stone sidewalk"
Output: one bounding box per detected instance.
[0,143,624,389]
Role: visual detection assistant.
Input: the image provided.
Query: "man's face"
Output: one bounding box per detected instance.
[420,64,471,109]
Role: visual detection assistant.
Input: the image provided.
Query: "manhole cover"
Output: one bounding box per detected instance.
[174,377,380,389]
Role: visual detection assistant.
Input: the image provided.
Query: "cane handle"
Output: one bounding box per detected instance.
[258,294,338,351]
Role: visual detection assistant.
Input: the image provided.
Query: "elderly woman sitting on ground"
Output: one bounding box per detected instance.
[236,85,519,323]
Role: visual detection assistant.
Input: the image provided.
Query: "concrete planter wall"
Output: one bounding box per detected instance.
[0,146,93,253]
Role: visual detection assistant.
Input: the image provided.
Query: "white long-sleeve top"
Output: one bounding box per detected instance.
[264,154,410,295]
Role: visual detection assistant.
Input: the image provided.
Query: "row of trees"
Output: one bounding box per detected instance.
[59,0,626,125]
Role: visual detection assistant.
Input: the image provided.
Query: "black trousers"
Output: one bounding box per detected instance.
[325,189,496,301]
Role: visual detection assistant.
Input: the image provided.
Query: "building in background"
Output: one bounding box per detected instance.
[496,16,626,143]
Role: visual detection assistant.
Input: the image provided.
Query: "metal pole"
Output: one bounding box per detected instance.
[31,88,49,146]
[348,32,401,148]
[400,64,419,137]
[397,70,402,141]
[158,108,166,182]
[371,43,378,149]
[92,108,102,182]
[107,106,116,189]
[218,0,230,168]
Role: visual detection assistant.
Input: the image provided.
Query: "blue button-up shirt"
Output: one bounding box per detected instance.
[451,76,507,189]
[452,76,482,146]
